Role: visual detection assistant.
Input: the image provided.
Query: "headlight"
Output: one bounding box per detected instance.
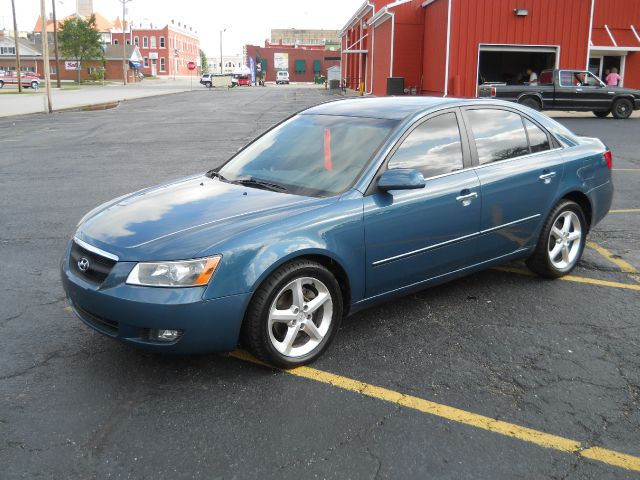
[126,256,221,287]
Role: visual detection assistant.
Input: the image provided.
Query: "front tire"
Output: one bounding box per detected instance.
[241,260,343,368]
[612,98,633,119]
[526,200,586,278]
[31,81,38,89]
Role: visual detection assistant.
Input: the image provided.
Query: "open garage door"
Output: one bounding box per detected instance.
[478,45,558,88]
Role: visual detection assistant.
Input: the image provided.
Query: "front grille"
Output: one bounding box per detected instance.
[70,241,117,285]
[75,305,119,336]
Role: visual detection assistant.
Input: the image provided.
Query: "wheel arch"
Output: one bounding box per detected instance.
[247,249,353,317]
[517,92,543,109]
[560,190,593,231]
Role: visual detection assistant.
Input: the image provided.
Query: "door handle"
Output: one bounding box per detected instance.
[456,191,478,207]
[539,171,557,184]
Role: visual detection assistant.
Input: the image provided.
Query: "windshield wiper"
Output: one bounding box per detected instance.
[231,178,288,193]
[207,170,230,182]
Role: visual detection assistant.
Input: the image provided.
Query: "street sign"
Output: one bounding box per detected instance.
[187,61,196,70]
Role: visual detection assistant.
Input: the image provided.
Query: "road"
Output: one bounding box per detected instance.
[1,86,639,479]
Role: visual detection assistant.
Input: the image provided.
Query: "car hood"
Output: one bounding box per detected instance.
[75,175,332,260]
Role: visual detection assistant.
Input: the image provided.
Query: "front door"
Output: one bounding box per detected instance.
[463,107,563,259]
[151,59,157,76]
[364,110,481,298]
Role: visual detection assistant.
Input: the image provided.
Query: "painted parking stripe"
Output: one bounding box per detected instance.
[229,350,640,473]
[586,241,639,274]
[609,209,640,213]
[494,266,640,291]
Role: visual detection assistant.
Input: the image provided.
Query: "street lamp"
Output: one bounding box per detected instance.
[117,0,132,85]
[219,28,226,75]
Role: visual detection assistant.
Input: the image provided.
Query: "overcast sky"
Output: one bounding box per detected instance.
[0,0,361,56]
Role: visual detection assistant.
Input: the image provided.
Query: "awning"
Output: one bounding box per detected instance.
[294,59,306,73]
[591,26,640,50]
[129,61,143,69]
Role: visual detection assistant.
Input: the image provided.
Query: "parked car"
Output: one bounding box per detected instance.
[276,71,290,85]
[200,72,213,88]
[62,97,613,367]
[478,68,640,119]
[0,71,40,89]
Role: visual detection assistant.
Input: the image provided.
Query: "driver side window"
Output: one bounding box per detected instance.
[387,113,464,178]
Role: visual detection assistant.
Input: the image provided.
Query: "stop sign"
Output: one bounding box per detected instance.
[187,61,196,70]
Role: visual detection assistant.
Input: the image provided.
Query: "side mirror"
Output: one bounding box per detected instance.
[378,168,425,191]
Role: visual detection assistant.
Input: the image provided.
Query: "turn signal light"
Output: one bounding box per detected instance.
[604,150,613,170]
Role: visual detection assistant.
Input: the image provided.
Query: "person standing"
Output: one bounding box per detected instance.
[605,68,622,86]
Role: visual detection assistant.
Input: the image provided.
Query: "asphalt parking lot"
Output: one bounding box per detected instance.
[1,86,639,479]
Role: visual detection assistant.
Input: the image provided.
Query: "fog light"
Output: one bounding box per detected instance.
[152,329,181,342]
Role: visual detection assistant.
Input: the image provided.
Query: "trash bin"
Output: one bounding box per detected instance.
[386,77,404,96]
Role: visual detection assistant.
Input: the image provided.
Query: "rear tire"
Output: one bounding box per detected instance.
[205,81,212,88]
[526,200,586,278]
[593,110,610,118]
[31,81,38,89]
[241,259,343,368]
[520,97,542,111]
[612,98,633,119]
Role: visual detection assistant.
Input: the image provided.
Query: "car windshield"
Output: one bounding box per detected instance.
[218,114,398,197]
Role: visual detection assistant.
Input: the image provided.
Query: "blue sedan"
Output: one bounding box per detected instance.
[61,97,613,367]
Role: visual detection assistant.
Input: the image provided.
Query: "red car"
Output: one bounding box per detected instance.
[0,71,41,89]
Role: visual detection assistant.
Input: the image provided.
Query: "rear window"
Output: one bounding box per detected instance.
[539,71,553,85]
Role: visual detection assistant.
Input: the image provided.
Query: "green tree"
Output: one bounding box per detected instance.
[58,14,104,84]
[199,49,209,73]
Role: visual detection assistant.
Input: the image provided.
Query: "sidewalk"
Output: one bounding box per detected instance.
[0,77,198,117]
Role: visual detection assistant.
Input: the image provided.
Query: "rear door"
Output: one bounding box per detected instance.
[462,107,563,260]
[363,109,481,297]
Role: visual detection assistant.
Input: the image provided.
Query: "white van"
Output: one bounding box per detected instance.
[276,71,290,85]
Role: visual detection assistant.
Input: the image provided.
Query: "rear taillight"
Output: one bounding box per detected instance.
[604,150,613,170]
[490,87,496,97]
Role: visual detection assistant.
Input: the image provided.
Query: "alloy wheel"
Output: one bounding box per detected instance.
[547,211,582,270]
[267,276,333,358]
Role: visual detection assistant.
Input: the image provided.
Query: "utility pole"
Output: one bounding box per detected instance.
[51,0,61,88]
[219,28,226,75]
[118,0,132,85]
[39,0,52,112]
[10,0,21,93]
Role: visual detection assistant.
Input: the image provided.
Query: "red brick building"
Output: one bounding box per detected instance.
[340,0,640,96]
[245,42,341,83]
[111,20,200,77]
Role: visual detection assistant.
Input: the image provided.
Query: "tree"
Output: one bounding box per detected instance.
[199,49,209,73]
[58,14,104,84]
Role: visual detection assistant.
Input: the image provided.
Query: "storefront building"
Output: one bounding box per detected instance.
[340,0,640,97]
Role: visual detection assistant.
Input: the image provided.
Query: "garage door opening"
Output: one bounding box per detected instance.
[478,46,558,86]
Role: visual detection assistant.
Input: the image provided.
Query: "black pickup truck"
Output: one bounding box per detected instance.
[478,69,640,119]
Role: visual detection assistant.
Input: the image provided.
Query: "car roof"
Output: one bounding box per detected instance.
[302,97,459,120]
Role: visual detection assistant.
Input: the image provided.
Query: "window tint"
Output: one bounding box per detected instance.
[524,119,550,153]
[388,113,464,178]
[466,109,530,164]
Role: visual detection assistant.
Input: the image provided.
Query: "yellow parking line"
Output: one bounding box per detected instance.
[494,266,640,291]
[586,241,639,274]
[229,350,640,473]
[609,209,640,213]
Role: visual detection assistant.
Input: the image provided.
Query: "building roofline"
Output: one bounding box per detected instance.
[339,1,374,37]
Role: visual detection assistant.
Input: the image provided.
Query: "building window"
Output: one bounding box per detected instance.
[126,39,131,45]
[144,57,149,67]
[143,36,148,48]
[0,46,16,55]
[113,39,119,45]
[150,36,156,48]
[160,57,165,71]
[134,36,139,46]
[50,65,57,74]
[160,36,165,48]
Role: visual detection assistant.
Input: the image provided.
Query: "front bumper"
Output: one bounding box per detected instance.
[61,241,250,354]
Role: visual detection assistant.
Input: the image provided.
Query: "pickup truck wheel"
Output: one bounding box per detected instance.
[593,110,610,118]
[520,97,541,111]
[241,259,343,368]
[612,98,633,119]
[526,200,586,278]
